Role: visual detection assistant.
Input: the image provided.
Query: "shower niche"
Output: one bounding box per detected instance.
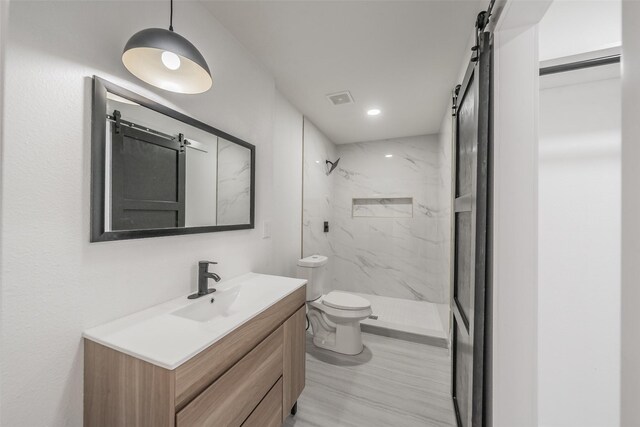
[351,197,413,218]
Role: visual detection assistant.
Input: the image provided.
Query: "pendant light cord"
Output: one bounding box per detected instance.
[169,0,174,31]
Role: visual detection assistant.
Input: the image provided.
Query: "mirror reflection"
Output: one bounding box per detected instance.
[95,82,253,238]
[217,138,252,226]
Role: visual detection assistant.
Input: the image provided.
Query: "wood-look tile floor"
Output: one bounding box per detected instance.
[283,332,456,427]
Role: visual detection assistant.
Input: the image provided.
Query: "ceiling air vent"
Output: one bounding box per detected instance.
[326,91,354,106]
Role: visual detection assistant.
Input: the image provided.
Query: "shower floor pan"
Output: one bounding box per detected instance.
[353,293,449,348]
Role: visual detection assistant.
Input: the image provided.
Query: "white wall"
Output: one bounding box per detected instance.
[621,1,640,425]
[437,103,454,311]
[537,2,621,425]
[538,0,621,61]
[492,9,548,424]
[185,143,218,227]
[0,1,8,422]
[538,72,621,427]
[271,92,303,277]
[0,2,303,425]
[302,117,337,284]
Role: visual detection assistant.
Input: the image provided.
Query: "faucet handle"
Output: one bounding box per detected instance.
[199,260,218,271]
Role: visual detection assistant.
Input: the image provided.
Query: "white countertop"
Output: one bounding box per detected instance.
[83,273,307,370]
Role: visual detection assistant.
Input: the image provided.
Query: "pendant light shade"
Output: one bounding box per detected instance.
[122,2,212,94]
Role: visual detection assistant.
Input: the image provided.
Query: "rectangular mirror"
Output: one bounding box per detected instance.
[91,76,255,242]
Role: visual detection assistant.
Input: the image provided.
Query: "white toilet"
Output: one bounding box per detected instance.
[297,255,372,355]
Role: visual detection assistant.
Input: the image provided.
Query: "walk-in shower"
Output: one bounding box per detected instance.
[302,117,451,347]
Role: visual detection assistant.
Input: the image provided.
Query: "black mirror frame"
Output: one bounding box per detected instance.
[90,76,256,242]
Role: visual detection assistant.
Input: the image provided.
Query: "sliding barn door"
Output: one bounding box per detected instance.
[451,31,491,427]
[110,122,186,230]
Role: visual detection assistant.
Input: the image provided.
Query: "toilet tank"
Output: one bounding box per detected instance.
[297,255,328,301]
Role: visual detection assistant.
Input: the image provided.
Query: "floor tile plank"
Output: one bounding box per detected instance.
[283,332,457,427]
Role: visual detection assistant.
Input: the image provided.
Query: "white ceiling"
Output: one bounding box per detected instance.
[538,0,621,62]
[202,1,483,144]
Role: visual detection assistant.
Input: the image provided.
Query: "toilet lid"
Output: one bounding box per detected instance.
[322,291,371,311]
[297,254,328,267]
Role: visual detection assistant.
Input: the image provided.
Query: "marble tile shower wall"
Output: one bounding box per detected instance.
[303,125,450,303]
[331,135,449,303]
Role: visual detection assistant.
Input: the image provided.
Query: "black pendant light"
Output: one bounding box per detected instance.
[122,0,212,94]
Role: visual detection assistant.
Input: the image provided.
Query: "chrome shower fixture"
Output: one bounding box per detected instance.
[326,158,340,175]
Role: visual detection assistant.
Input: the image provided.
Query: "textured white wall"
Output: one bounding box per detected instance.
[621,1,640,425]
[538,73,621,427]
[0,2,303,425]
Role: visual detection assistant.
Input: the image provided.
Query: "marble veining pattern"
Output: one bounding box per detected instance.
[331,135,450,303]
[283,332,456,427]
[216,138,251,225]
[352,197,413,218]
[302,130,450,303]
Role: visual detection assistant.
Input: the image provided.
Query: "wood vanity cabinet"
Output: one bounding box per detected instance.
[84,287,306,427]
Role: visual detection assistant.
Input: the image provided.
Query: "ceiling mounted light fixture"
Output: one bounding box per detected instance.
[367,108,381,116]
[122,0,212,94]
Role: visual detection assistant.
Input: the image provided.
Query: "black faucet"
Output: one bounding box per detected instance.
[188,261,221,299]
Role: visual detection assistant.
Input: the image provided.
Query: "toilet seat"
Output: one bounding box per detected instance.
[322,291,371,311]
[309,296,371,319]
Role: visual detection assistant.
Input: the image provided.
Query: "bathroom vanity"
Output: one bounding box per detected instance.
[83,273,306,427]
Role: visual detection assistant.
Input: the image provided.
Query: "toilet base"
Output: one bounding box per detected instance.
[307,305,369,355]
[312,333,364,355]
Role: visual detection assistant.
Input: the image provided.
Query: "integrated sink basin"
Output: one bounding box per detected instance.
[83,273,307,369]
[171,285,241,322]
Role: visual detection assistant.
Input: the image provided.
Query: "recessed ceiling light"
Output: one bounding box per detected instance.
[367,108,381,116]
[385,154,393,158]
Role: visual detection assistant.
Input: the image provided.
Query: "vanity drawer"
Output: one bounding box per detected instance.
[174,286,305,408]
[242,377,283,427]
[176,326,284,427]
